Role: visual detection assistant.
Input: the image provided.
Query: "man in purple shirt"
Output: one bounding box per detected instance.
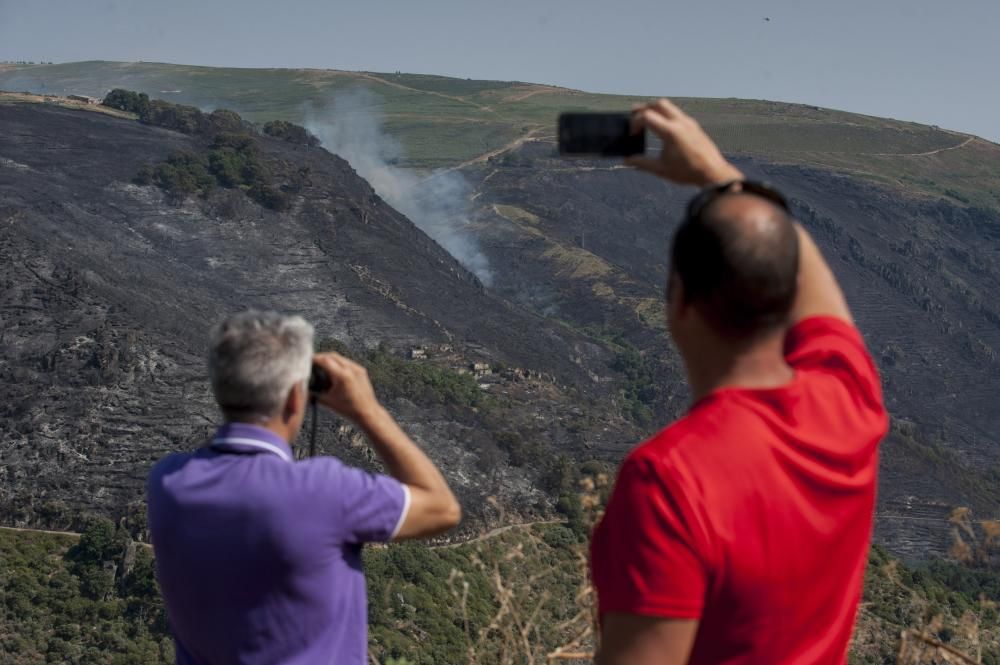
[148,311,461,664]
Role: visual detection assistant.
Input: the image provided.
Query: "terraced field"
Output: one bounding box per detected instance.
[3,61,997,207]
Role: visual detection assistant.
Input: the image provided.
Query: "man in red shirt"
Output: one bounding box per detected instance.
[590,99,888,664]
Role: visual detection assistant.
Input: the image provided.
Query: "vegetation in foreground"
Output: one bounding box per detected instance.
[1,509,998,664]
[0,524,170,663]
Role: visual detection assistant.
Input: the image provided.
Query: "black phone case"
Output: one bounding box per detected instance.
[558,113,645,157]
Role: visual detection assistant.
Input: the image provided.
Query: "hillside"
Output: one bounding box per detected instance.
[1,63,999,560]
[0,99,642,536]
[462,141,1000,557]
[2,61,998,209]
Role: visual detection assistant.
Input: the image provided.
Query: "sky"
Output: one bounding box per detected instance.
[1,0,998,141]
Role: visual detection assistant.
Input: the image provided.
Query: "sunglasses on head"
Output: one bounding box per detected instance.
[685,180,790,222]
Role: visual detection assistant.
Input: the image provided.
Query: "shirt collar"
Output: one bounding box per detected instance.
[210,423,294,463]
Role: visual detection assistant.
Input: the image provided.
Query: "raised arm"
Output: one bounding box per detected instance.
[788,226,852,324]
[313,352,461,540]
[628,98,852,324]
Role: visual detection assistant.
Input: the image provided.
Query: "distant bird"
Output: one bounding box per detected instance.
[764,17,771,21]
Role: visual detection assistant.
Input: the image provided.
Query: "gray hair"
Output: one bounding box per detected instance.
[208,311,314,421]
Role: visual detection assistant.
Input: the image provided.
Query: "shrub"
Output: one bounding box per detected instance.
[495,430,531,467]
[612,343,658,426]
[207,109,247,134]
[135,151,215,198]
[118,93,306,211]
[262,119,320,147]
[102,89,150,116]
[140,100,208,134]
[136,132,294,210]
[366,347,484,408]
[208,148,247,188]
[247,182,291,211]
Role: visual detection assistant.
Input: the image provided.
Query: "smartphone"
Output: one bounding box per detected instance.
[558,112,645,157]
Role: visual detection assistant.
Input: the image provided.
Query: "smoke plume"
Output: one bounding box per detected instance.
[304,89,492,285]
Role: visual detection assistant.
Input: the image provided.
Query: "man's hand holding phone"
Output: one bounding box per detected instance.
[557,99,743,187]
[625,99,744,187]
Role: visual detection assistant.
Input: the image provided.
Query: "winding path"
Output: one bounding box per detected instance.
[443,130,547,173]
[868,135,976,157]
[350,72,496,114]
[0,525,155,550]
[432,519,566,549]
[0,524,82,539]
[0,520,567,552]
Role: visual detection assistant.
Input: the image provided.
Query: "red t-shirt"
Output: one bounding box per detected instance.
[590,317,888,664]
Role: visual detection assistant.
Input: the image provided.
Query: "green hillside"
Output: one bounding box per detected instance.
[2,61,998,208]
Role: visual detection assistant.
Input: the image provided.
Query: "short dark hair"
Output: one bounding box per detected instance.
[670,192,799,340]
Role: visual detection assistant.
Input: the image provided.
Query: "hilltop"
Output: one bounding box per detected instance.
[2,60,999,209]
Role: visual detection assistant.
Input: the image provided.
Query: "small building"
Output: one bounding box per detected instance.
[409,348,427,360]
[67,94,100,105]
[470,362,492,377]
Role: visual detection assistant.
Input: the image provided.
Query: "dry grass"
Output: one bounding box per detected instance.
[859,506,999,665]
[493,205,541,226]
[0,91,136,119]
[436,477,606,665]
[897,624,983,664]
[417,496,997,665]
[948,507,1000,567]
[542,244,615,280]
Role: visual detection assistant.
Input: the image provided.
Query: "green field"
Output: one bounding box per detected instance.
[2,60,998,208]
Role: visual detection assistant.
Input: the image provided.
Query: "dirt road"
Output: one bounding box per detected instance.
[433,519,566,550]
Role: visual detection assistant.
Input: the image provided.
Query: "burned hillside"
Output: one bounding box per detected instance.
[0,101,638,535]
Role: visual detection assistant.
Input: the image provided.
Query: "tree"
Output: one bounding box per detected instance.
[247,182,291,211]
[66,517,125,601]
[102,89,150,116]
[262,119,320,146]
[141,100,208,134]
[208,109,246,134]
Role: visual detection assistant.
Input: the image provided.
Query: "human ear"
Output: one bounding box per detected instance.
[283,382,304,424]
[667,273,687,323]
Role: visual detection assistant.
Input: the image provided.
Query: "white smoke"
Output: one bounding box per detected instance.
[304,89,492,285]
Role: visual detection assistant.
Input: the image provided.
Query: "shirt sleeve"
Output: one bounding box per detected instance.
[332,464,411,544]
[784,316,884,412]
[591,454,707,620]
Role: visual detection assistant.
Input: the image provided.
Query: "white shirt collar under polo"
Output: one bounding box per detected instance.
[211,437,293,462]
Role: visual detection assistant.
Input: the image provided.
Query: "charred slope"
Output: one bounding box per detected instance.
[4,100,997,559]
[465,143,1000,558]
[0,104,622,529]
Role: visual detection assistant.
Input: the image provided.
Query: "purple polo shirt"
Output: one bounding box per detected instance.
[147,423,409,665]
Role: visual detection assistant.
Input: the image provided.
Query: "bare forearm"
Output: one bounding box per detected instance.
[311,350,460,537]
[356,404,460,538]
[697,162,744,188]
[790,225,852,324]
[356,405,451,494]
